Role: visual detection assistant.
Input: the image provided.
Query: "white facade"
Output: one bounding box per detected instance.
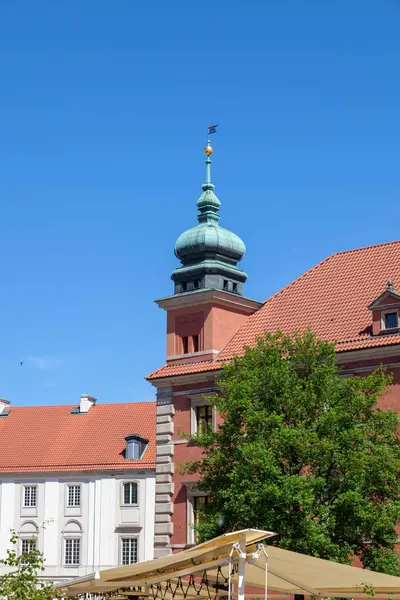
[0,470,156,584]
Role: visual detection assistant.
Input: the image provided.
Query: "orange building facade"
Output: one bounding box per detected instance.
[147,144,400,557]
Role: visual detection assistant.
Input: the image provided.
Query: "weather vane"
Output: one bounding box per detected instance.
[205,123,218,156]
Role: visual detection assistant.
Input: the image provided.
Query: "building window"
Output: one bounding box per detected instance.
[192,335,199,353]
[125,435,148,460]
[182,336,189,354]
[193,279,200,289]
[193,496,211,540]
[123,482,138,505]
[67,485,81,507]
[121,538,138,565]
[21,538,37,562]
[182,282,187,292]
[223,279,229,290]
[21,538,36,553]
[232,282,238,293]
[196,405,213,434]
[384,312,398,329]
[64,538,80,565]
[23,486,37,508]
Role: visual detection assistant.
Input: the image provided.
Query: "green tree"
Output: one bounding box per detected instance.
[0,529,56,600]
[183,331,400,574]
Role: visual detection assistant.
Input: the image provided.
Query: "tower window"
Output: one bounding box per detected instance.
[192,335,199,353]
[384,312,398,329]
[232,283,238,293]
[193,279,200,289]
[223,279,229,290]
[182,282,187,292]
[182,336,189,354]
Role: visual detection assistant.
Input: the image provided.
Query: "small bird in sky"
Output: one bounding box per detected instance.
[20,361,23,366]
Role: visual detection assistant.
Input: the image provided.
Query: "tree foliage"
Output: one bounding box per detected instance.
[183,331,400,574]
[0,529,56,600]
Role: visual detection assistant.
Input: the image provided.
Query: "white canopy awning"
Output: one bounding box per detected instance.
[56,529,400,599]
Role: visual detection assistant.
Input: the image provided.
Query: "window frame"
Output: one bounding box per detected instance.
[120,536,139,565]
[64,537,81,566]
[196,404,213,434]
[121,481,139,507]
[182,336,189,354]
[20,538,37,563]
[382,309,399,331]
[21,484,38,513]
[23,485,37,508]
[67,484,81,508]
[186,489,212,546]
[190,396,216,435]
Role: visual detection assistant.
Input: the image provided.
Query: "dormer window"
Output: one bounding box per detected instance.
[384,312,399,330]
[125,435,149,460]
[368,280,400,336]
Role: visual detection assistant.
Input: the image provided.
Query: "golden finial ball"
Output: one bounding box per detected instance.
[204,144,213,156]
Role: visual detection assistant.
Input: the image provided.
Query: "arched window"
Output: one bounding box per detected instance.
[62,520,82,566]
[19,521,38,558]
[123,482,138,505]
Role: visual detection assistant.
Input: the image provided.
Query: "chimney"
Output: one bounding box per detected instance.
[0,398,11,416]
[79,394,97,413]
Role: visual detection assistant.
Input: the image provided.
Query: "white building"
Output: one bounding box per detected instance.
[0,395,156,585]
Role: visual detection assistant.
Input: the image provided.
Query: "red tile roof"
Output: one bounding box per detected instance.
[147,241,400,380]
[0,402,155,473]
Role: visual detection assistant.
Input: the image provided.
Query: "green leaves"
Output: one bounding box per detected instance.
[0,529,56,600]
[183,331,400,574]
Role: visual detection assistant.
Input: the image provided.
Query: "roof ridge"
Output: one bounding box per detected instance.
[216,240,400,363]
[261,253,335,306]
[8,401,155,410]
[262,239,400,306]
[332,238,400,257]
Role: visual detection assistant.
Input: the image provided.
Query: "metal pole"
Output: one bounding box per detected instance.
[237,534,246,600]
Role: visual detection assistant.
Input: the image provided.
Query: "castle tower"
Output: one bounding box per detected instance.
[155,139,260,364]
[151,136,262,557]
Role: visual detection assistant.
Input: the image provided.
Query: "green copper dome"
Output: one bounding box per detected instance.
[175,222,246,262]
[172,144,247,296]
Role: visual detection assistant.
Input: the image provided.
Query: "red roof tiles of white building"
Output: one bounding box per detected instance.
[0,402,156,473]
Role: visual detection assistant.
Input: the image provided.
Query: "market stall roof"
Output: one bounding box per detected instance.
[56,529,400,599]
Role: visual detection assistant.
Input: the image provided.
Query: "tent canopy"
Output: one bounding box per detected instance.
[56,529,400,599]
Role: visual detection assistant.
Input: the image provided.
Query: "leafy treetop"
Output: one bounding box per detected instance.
[182,331,400,575]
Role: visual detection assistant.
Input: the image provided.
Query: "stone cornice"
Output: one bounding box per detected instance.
[149,342,400,388]
[155,289,262,314]
[336,343,400,363]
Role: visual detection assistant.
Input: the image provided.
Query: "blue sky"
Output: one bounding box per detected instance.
[0,1,399,406]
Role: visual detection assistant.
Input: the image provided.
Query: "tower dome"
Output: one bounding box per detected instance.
[172,140,247,295]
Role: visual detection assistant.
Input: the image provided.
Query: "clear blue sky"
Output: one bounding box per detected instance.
[0,1,399,406]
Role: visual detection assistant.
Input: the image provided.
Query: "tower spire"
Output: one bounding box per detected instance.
[204,138,213,188]
[172,128,247,296]
[197,135,220,223]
